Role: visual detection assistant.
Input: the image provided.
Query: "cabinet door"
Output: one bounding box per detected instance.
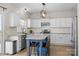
[53,34,72,45]
[31,19,41,27]
[50,34,72,44]
[50,19,55,27]
[10,13,20,27]
[50,34,56,44]
[5,42,13,54]
[50,18,72,27]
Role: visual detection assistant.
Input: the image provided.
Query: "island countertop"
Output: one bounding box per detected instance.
[26,34,49,40]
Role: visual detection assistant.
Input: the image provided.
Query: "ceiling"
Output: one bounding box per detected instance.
[0,3,77,13]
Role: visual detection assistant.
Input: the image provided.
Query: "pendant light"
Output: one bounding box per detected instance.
[17,7,31,20]
[23,8,31,18]
[40,3,48,18]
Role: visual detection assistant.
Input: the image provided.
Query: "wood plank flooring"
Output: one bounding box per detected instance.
[13,45,75,56]
[0,45,75,56]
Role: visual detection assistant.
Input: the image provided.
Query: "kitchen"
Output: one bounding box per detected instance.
[0,3,78,56]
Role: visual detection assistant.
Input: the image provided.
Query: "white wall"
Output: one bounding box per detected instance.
[77,4,79,56]
[31,10,77,19]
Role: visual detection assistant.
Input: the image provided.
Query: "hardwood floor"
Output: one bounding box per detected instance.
[14,49,27,56]
[50,45,75,56]
[0,45,74,56]
[13,45,75,56]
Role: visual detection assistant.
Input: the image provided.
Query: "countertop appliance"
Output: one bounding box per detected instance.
[41,29,50,34]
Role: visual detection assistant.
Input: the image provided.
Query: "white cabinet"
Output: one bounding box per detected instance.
[50,34,72,45]
[5,41,13,54]
[31,19,41,27]
[9,36,21,52]
[50,34,56,44]
[27,19,31,28]
[50,19,55,27]
[10,13,20,27]
[5,40,16,54]
[31,18,72,28]
[17,26,22,33]
[50,18,72,27]
[50,18,73,45]
[17,19,27,33]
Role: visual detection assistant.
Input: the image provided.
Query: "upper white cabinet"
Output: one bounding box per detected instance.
[9,13,20,27]
[17,19,27,32]
[27,19,31,28]
[50,18,72,27]
[30,19,41,28]
[30,18,72,28]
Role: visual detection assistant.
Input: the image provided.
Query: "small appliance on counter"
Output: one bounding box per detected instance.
[40,29,50,34]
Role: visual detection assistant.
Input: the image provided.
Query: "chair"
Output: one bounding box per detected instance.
[37,46,48,56]
[36,37,49,56]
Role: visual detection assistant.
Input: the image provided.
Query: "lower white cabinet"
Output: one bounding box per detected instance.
[9,36,21,52]
[50,34,72,45]
[5,40,16,55]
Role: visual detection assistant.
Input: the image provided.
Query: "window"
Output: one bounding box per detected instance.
[0,14,2,31]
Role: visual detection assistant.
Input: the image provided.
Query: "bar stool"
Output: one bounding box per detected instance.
[36,38,48,56]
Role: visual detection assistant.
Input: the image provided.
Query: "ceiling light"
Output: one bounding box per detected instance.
[40,3,48,18]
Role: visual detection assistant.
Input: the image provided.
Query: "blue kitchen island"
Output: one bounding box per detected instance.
[26,34,50,56]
